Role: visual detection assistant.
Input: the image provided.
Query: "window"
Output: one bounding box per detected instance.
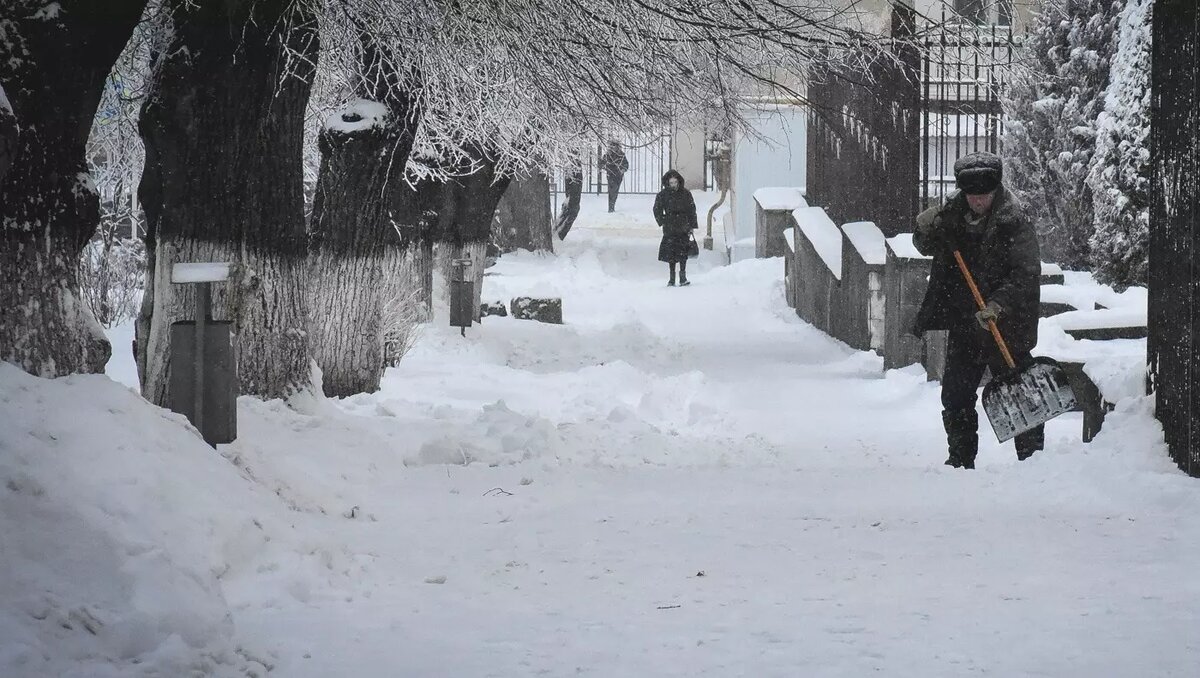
[952,0,1013,25]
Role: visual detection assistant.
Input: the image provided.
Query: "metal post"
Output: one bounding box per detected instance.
[193,282,208,443]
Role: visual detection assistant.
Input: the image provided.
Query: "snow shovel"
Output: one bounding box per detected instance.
[953,251,1077,443]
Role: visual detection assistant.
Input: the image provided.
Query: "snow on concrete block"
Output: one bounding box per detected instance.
[841,221,886,266]
[325,99,389,134]
[171,262,233,284]
[782,227,796,254]
[1041,262,1065,285]
[753,187,808,211]
[1052,307,1148,341]
[792,207,842,280]
[511,297,562,324]
[1084,355,1148,405]
[885,233,929,260]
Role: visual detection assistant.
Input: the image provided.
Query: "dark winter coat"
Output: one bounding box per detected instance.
[912,187,1041,356]
[654,170,698,263]
[601,148,629,176]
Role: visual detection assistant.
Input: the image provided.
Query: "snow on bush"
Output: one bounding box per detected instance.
[1002,0,1123,269]
[1086,0,1152,290]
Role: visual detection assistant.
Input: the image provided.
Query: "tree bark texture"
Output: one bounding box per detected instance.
[432,154,512,321]
[1148,0,1200,477]
[0,1,146,377]
[138,0,318,405]
[493,170,554,254]
[0,84,16,185]
[308,112,418,396]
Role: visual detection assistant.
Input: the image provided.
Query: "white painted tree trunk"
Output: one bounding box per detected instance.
[308,251,384,397]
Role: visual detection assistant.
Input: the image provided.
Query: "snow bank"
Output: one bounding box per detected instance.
[886,233,928,260]
[841,221,886,266]
[0,365,300,677]
[1084,355,1147,403]
[1042,262,1064,277]
[792,207,842,280]
[753,187,808,211]
[324,99,389,134]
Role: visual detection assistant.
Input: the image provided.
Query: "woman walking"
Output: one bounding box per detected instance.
[653,169,698,286]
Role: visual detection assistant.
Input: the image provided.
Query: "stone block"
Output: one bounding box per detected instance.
[511,297,563,324]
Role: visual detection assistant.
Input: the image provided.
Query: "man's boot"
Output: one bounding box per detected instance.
[1015,424,1044,461]
[942,408,979,469]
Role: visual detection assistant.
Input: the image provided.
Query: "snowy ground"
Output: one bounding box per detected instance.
[3,192,1200,676]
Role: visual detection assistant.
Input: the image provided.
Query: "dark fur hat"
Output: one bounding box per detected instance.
[954,151,1003,194]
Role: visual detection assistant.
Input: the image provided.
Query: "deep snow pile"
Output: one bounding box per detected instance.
[4,191,1199,676]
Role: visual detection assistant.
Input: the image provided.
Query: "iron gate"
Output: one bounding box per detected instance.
[920,19,1017,209]
[553,132,671,195]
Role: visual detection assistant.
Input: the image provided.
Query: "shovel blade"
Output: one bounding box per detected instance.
[982,358,1078,443]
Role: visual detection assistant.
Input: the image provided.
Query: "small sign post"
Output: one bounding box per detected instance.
[449,258,474,337]
[168,262,238,447]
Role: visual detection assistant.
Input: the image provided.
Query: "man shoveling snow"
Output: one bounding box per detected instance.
[912,152,1045,469]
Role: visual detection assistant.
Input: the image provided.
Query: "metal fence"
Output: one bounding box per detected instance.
[805,5,922,237]
[920,21,1016,209]
[552,133,671,195]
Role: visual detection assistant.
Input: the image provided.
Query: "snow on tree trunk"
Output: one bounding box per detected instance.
[493,170,554,254]
[1148,0,1200,477]
[138,0,317,405]
[0,1,147,377]
[1002,0,1123,269]
[1086,0,1152,290]
[308,99,418,397]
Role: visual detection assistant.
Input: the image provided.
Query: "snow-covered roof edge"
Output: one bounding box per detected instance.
[792,207,842,280]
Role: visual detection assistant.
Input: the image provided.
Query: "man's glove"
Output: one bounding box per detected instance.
[975,300,1003,329]
[915,206,942,238]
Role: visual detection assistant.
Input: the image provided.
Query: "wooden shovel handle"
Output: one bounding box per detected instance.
[953,250,1017,370]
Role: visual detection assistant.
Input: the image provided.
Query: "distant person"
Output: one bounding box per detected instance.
[912,151,1042,469]
[600,140,629,213]
[653,169,698,287]
[555,165,583,240]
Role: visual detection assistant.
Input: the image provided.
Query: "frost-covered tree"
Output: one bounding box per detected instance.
[1002,0,1123,269]
[0,0,148,377]
[1086,0,1151,290]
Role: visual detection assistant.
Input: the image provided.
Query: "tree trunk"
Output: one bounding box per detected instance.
[138,0,317,405]
[493,170,554,253]
[381,176,442,366]
[0,84,16,185]
[433,152,512,322]
[1148,0,1200,477]
[308,107,419,396]
[0,1,146,377]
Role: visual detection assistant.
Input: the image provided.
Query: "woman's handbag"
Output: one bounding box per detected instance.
[687,232,700,259]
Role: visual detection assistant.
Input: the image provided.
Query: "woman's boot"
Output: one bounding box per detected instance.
[678,260,690,286]
[668,263,676,287]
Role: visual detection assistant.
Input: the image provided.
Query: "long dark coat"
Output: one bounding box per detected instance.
[912,187,1041,356]
[653,170,698,263]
